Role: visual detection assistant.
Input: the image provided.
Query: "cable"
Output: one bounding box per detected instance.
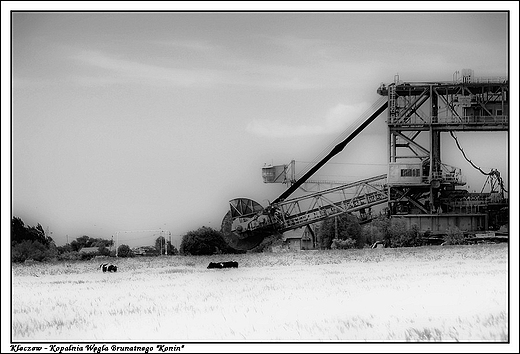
[449,131,507,193]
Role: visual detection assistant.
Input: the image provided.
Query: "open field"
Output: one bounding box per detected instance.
[11,244,509,342]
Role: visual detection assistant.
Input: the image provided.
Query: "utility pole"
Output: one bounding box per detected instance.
[334,216,338,240]
[115,232,119,257]
[161,231,164,255]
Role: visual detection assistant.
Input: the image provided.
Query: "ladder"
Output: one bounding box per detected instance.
[389,74,399,123]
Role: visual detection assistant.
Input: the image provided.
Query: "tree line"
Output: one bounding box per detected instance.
[11,213,465,262]
[11,216,180,262]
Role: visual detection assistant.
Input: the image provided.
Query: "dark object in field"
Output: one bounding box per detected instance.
[207,261,238,269]
[371,240,385,249]
[100,263,118,272]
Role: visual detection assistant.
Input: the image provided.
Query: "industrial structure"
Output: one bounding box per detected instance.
[221,70,509,250]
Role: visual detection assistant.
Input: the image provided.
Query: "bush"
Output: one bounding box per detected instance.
[57,251,83,261]
[57,244,73,254]
[167,243,179,255]
[389,222,422,248]
[444,226,466,245]
[362,216,390,246]
[80,253,97,260]
[318,214,363,249]
[117,244,134,257]
[98,246,111,256]
[180,227,236,255]
[11,240,56,263]
[331,238,356,249]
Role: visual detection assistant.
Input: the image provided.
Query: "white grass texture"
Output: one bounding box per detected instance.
[11,244,508,342]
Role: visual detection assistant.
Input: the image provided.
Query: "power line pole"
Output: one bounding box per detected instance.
[115,231,119,257]
[161,231,164,255]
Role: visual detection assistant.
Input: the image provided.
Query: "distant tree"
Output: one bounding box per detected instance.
[362,221,386,246]
[11,217,26,244]
[318,213,363,249]
[404,224,422,247]
[70,240,82,252]
[362,216,426,248]
[155,236,167,255]
[98,246,111,256]
[91,238,113,248]
[180,227,235,255]
[70,235,112,251]
[11,217,57,262]
[154,236,178,255]
[117,244,134,258]
[367,216,392,247]
[166,241,178,255]
[75,235,91,248]
[11,216,52,247]
[57,243,73,254]
[386,218,409,248]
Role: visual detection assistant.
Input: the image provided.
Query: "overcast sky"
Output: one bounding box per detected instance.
[3,8,518,248]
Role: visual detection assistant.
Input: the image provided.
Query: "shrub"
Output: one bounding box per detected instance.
[331,238,356,249]
[57,244,73,254]
[168,244,179,255]
[80,253,96,260]
[444,226,466,245]
[117,244,134,258]
[180,227,238,255]
[57,251,83,261]
[389,223,422,247]
[318,214,362,249]
[98,246,111,256]
[11,240,55,262]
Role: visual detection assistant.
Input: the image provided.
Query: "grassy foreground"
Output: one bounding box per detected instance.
[11,244,509,342]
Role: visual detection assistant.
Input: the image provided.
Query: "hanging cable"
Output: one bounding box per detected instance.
[449,131,507,193]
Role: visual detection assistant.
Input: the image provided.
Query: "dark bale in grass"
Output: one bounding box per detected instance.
[207,261,238,269]
[100,263,118,272]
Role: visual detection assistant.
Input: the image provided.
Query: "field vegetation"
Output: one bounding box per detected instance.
[11,243,508,342]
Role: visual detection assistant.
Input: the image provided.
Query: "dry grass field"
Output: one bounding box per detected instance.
[11,244,509,342]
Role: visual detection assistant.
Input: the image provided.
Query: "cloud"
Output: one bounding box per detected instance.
[72,49,222,88]
[69,31,371,91]
[150,39,220,53]
[71,48,321,90]
[246,102,369,138]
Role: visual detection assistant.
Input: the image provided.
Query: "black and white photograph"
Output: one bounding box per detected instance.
[2,2,519,353]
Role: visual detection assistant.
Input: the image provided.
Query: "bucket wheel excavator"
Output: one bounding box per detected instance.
[221,73,509,250]
[221,99,389,250]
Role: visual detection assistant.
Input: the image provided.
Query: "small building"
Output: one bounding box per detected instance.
[132,246,159,256]
[282,226,317,250]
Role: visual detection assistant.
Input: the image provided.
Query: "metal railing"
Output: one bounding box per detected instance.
[390,115,508,126]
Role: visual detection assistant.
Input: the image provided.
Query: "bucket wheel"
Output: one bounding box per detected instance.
[220,198,278,251]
